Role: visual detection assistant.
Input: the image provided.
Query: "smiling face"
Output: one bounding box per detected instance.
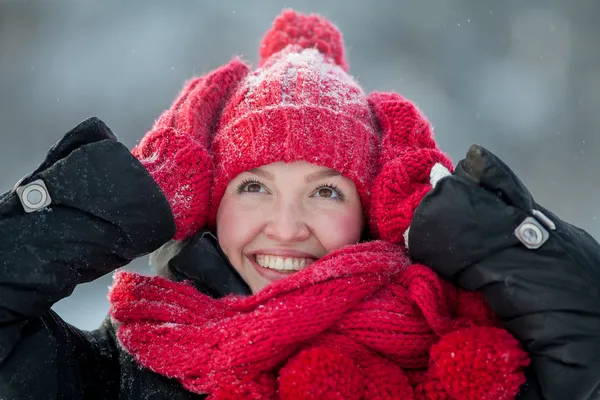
[216,161,364,293]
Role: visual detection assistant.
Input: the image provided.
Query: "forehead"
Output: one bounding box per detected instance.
[249,161,340,180]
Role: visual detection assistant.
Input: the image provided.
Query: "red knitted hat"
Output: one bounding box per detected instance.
[209,9,380,225]
[136,9,454,244]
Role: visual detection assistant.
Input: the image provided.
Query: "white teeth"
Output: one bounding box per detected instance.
[255,255,314,271]
[275,257,283,269]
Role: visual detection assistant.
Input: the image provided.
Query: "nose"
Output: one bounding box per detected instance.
[263,199,311,243]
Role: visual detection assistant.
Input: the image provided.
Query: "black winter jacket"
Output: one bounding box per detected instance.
[0,118,599,399]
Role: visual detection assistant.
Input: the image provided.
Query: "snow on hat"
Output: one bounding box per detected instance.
[209,9,380,225]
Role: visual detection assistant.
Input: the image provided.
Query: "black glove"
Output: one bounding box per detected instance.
[408,144,600,400]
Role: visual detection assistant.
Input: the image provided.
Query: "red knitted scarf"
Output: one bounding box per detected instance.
[109,241,528,399]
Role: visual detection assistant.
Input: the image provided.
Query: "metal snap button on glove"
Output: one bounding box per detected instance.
[514,216,549,249]
[16,179,52,212]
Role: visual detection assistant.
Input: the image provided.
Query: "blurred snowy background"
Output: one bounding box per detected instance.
[1,0,598,330]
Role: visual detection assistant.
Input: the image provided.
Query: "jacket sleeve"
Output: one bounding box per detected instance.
[0,117,176,399]
[407,145,600,400]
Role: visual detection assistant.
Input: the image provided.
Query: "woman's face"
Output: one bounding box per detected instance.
[216,161,364,293]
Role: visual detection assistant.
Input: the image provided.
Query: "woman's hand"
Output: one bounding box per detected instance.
[408,144,600,399]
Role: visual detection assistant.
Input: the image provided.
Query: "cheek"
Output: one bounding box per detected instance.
[216,197,266,262]
[310,204,364,251]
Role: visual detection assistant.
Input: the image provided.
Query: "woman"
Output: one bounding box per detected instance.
[1,9,599,400]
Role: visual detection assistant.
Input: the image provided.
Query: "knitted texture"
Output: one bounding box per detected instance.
[259,8,348,71]
[368,92,454,246]
[109,241,529,399]
[132,59,249,240]
[132,9,454,243]
[209,10,379,225]
[121,11,525,396]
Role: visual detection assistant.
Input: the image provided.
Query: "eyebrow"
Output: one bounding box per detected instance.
[305,169,342,183]
[248,168,274,180]
[248,167,341,183]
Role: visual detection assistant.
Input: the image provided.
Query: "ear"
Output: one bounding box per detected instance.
[367,91,454,246]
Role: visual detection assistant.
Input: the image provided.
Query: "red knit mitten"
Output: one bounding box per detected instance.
[132,59,248,240]
[368,92,454,246]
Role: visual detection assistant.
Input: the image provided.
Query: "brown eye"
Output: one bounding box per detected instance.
[312,185,343,200]
[246,183,262,193]
[237,180,267,194]
[317,187,334,198]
